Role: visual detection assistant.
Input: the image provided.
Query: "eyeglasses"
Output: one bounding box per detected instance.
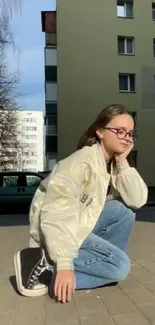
[104,127,138,142]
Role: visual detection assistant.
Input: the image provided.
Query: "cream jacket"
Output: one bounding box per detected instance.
[29,143,148,270]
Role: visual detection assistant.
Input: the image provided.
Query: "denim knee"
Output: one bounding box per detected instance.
[124,205,136,227]
[115,254,131,281]
[116,200,136,225]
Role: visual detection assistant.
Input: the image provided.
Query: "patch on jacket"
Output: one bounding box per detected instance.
[80,194,88,203]
[80,194,93,207]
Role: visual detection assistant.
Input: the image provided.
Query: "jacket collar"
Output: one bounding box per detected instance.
[90,143,117,176]
[90,143,107,174]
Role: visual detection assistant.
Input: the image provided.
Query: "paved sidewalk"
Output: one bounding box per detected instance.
[0,208,155,325]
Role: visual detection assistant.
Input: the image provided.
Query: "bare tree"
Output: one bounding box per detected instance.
[0,0,21,19]
[0,2,24,171]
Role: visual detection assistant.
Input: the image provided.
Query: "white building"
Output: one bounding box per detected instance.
[18,110,44,172]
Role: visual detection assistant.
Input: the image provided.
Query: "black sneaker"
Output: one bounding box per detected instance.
[14,247,52,297]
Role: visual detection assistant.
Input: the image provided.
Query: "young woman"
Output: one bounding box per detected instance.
[14,104,148,303]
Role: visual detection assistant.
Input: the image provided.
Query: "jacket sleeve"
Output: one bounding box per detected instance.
[115,160,148,209]
[29,175,51,248]
[40,159,90,271]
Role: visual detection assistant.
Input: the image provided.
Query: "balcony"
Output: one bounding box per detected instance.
[46,103,57,114]
[46,135,57,153]
[41,11,56,33]
[46,83,57,102]
[45,47,57,66]
[45,66,57,82]
[46,125,57,136]
[45,33,57,47]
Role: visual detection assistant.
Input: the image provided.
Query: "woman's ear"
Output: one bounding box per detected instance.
[96,129,104,139]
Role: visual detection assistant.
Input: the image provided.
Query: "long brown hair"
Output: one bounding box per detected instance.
[77,104,135,166]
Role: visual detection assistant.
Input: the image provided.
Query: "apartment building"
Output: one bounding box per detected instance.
[41,11,57,170]
[42,1,155,190]
[18,110,44,172]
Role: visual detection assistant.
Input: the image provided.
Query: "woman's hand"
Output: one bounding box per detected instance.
[115,143,134,163]
[54,270,76,303]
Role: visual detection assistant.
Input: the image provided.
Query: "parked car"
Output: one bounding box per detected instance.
[0,171,44,214]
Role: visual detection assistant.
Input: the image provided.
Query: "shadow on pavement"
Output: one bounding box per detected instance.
[9,275,21,295]
[0,214,29,227]
[136,206,155,223]
[0,206,155,227]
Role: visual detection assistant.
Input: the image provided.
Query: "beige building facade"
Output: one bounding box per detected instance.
[56,0,155,187]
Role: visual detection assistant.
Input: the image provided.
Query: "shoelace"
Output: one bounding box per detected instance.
[28,252,50,289]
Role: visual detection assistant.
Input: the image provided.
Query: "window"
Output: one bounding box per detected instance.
[46,103,57,114]
[23,151,37,157]
[22,168,37,172]
[30,152,37,157]
[45,66,57,82]
[118,36,134,55]
[153,39,155,56]
[22,143,29,147]
[22,152,29,157]
[22,135,37,140]
[25,160,37,165]
[6,152,17,157]
[152,3,155,20]
[22,126,37,131]
[117,0,133,18]
[47,116,57,135]
[26,176,42,187]
[119,74,135,92]
[30,144,37,149]
[22,118,37,123]
[2,176,18,187]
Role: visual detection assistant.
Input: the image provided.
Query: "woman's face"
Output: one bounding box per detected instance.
[97,114,135,154]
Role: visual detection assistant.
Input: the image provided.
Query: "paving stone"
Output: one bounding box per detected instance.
[113,312,151,325]
[13,296,46,325]
[46,298,78,325]
[139,304,155,323]
[131,266,155,283]
[0,311,14,325]
[95,286,124,299]
[138,261,155,276]
[126,288,155,305]
[118,277,143,291]
[144,282,155,295]
[103,295,137,316]
[79,313,115,325]
[0,284,19,314]
[74,289,106,315]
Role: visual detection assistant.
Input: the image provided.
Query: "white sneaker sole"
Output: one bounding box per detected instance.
[14,251,48,297]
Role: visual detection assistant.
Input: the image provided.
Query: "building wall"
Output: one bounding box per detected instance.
[18,111,44,172]
[42,11,57,171]
[57,0,155,186]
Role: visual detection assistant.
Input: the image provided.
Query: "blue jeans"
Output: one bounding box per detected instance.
[74,200,135,289]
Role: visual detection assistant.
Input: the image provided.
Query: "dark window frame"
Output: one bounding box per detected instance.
[119,73,136,92]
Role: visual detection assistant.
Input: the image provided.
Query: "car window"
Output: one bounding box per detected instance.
[26,176,42,187]
[2,176,18,187]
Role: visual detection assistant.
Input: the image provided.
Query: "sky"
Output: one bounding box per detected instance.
[8,0,56,111]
